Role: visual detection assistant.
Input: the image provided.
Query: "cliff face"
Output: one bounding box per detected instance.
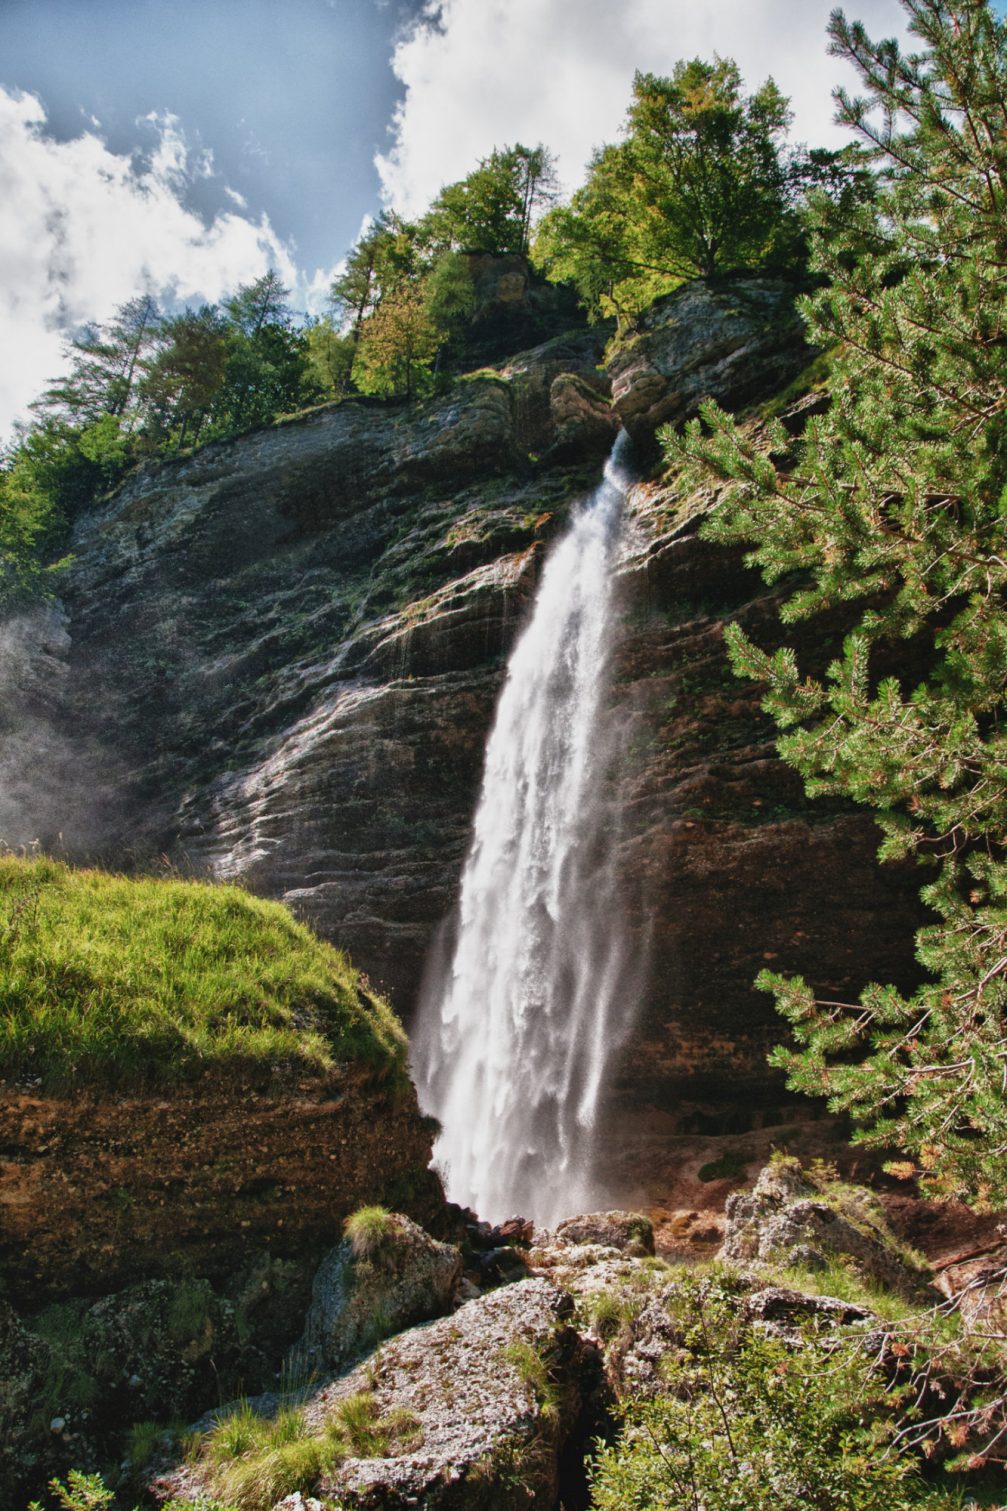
[0,1068,441,1307]
[37,278,924,1174]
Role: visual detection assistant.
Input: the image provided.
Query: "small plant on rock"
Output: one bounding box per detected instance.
[344,1205,395,1260]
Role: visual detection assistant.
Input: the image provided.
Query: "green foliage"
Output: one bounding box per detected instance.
[343,1203,395,1259]
[533,59,801,318]
[0,856,407,1089]
[501,1339,561,1425]
[697,1148,749,1182]
[584,1287,641,1343]
[303,315,356,400]
[352,286,441,401]
[33,294,161,428]
[330,211,419,335]
[27,1473,116,1511]
[420,143,558,256]
[588,1273,955,1510]
[138,305,228,450]
[666,0,1007,1207]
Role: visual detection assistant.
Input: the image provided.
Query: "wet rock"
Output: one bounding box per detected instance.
[720,1160,931,1297]
[606,276,810,450]
[542,372,620,465]
[293,1213,462,1374]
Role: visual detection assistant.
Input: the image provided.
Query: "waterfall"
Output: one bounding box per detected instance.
[413,431,634,1227]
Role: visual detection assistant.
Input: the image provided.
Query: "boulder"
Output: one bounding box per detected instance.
[313,1278,591,1508]
[292,1213,462,1374]
[552,1211,655,1256]
[720,1160,931,1298]
[162,1277,598,1511]
[606,277,809,450]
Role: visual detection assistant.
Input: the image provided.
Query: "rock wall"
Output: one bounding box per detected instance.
[0,1068,442,1307]
[33,277,925,1180]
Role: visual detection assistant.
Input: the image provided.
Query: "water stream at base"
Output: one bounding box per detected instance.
[412,432,635,1227]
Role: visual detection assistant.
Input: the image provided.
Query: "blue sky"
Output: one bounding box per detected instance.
[0,0,911,438]
[0,0,421,287]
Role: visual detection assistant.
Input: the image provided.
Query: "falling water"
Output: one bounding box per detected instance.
[412,431,635,1226]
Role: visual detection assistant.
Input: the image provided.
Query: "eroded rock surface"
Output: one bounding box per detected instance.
[0,1070,442,1305]
[293,1213,462,1374]
[607,277,809,450]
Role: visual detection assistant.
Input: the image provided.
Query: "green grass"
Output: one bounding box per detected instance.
[0,857,408,1090]
[344,1204,396,1259]
[191,1390,421,1510]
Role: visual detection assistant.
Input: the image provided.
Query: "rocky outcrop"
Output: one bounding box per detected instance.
[0,1069,442,1306]
[607,277,809,452]
[163,1277,597,1511]
[720,1159,931,1298]
[293,1213,462,1373]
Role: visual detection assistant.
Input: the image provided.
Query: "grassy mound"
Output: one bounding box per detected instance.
[0,857,407,1090]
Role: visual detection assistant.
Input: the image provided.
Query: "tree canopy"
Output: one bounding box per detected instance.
[533,60,802,318]
[668,0,1007,1205]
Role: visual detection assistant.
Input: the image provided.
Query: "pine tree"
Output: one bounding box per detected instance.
[34,295,160,427]
[666,0,1007,1204]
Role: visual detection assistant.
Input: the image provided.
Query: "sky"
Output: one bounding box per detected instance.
[0,0,913,441]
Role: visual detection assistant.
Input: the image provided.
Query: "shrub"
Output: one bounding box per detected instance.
[589,1273,960,1510]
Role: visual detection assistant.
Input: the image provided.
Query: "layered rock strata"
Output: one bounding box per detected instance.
[22,277,925,1173]
[0,1069,441,1306]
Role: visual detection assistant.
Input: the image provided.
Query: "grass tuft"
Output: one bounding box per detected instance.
[191,1387,422,1509]
[344,1204,396,1259]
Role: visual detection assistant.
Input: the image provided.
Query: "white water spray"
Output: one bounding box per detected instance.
[413,433,635,1226]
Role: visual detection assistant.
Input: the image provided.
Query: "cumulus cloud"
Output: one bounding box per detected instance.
[0,88,298,440]
[377,0,911,215]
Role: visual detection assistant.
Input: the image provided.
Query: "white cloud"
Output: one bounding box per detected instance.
[0,88,298,441]
[376,0,911,216]
[301,259,346,318]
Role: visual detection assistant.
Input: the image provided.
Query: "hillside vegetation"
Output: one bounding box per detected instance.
[0,857,407,1090]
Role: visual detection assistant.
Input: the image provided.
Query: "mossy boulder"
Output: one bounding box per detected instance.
[292,1212,463,1375]
[720,1159,931,1299]
[552,1211,655,1257]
